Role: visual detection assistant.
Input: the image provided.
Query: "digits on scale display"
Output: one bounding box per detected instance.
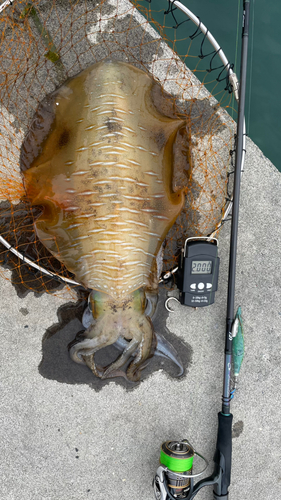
[191,260,212,275]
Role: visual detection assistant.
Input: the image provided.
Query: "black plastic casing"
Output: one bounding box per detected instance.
[179,242,220,307]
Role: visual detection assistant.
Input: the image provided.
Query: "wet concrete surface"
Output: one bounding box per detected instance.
[1,138,280,500]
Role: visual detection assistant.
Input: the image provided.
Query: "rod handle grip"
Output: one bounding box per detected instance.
[213,493,229,500]
[213,412,233,497]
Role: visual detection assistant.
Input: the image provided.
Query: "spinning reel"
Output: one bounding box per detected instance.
[153,417,233,500]
[153,440,208,500]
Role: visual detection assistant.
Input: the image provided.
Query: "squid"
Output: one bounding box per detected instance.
[20,60,191,381]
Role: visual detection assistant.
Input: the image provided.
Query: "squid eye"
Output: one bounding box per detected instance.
[145,297,157,319]
[82,301,94,329]
[145,293,158,319]
[145,297,152,317]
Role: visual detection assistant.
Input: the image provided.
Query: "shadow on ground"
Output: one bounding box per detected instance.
[38,286,192,391]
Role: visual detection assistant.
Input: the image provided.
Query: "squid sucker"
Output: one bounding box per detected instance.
[20,60,190,382]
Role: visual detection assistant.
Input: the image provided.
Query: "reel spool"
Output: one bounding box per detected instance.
[153,440,208,500]
[160,441,194,495]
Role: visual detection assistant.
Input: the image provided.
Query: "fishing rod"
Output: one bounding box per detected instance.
[153,1,249,498]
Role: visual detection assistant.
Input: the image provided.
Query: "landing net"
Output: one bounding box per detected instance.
[0,0,238,298]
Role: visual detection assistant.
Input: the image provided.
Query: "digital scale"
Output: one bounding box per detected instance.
[178,237,220,307]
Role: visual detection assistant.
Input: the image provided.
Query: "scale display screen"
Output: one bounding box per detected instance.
[191,260,212,275]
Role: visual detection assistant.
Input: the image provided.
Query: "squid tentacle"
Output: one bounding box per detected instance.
[125,317,155,382]
[101,338,140,379]
[68,323,119,372]
[80,301,184,377]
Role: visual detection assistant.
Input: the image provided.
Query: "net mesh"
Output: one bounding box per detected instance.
[0,0,237,298]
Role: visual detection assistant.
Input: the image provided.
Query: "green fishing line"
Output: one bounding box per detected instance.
[160,450,194,472]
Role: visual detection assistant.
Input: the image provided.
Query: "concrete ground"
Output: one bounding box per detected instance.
[1,1,281,499]
[1,138,280,500]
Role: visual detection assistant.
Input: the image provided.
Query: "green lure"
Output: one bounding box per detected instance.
[232,306,244,384]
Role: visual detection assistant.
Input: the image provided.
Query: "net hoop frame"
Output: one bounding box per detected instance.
[0,0,13,15]
[170,0,246,239]
[0,0,246,287]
